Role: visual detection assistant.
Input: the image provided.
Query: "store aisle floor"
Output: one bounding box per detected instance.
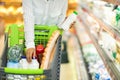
[60,35,78,80]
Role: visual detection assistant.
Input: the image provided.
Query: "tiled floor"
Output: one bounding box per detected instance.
[60,35,78,80]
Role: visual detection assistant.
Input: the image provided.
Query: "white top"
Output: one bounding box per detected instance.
[22,0,68,48]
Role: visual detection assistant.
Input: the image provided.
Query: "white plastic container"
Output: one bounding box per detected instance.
[28,58,39,69]
[19,56,39,69]
[19,56,28,69]
[60,11,78,31]
[7,61,19,68]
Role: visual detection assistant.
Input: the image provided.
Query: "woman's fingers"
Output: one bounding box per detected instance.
[26,48,35,63]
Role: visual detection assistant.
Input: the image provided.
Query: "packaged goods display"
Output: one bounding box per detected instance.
[75,20,112,80]
[82,44,111,80]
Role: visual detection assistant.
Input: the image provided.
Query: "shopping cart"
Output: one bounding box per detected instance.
[0,24,62,80]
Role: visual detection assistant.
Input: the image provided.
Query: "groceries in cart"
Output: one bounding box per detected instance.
[36,44,45,66]
[6,29,60,69]
[2,24,61,80]
[6,44,43,69]
[7,45,23,62]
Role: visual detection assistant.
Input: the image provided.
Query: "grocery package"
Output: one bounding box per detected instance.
[19,56,39,69]
[7,45,23,62]
[36,44,45,66]
[115,42,120,67]
[115,6,120,30]
[7,45,23,69]
[82,44,111,80]
[7,61,19,68]
[98,32,116,60]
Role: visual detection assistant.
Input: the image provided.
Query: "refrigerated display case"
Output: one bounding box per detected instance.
[76,0,120,80]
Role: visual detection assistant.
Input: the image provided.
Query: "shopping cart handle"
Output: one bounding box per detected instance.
[4,68,44,75]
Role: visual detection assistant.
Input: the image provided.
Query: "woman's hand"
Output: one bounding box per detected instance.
[69,21,76,33]
[26,48,36,63]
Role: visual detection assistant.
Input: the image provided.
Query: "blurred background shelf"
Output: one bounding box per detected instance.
[79,15,120,80]
[60,32,91,80]
[102,0,120,5]
[0,0,21,3]
[80,4,120,42]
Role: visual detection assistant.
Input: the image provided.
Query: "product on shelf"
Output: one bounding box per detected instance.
[78,0,120,79]
[81,0,116,30]
[98,32,116,60]
[85,15,100,39]
[115,6,120,30]
[75,19,111,80]
[97,31,120,72]
[82,44,111,80]
[115,42,120,66]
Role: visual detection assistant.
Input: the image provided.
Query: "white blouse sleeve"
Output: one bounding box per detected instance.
[57,0,68,27]
[22,0,35,49]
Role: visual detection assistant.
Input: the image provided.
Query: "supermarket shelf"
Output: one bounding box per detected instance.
[68,35,89,80]
[74,21,93,80]
[81,4,120,42]
[79,15,120,80]
[102,0,120,5]
[60,34,89,80]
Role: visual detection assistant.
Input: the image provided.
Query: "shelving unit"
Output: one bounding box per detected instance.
[69,35,89,80]
[78,15,120,80]
[102,0,120,5]
[77,1,120,79]
[80,4,120,42]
